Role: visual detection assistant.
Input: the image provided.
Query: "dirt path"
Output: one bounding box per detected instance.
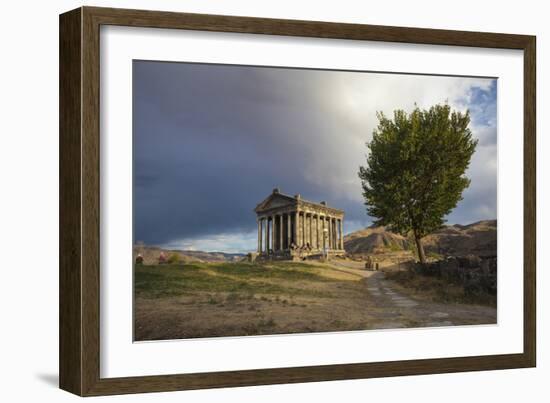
[325,260,496,328]
[315,259,375,279]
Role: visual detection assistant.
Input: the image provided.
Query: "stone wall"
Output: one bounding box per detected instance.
[413,255,497,296]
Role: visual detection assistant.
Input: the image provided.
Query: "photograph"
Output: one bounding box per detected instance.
[132,61,498,341]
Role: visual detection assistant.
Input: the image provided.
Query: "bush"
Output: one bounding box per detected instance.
[167,253,181,264]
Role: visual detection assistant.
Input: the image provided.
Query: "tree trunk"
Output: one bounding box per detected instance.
[414,233,427,264]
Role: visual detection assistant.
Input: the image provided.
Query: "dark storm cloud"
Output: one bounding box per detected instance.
[133,62,350,246]
[133,61,497,250]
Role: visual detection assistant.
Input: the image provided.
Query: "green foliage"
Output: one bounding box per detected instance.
[167,253,181,264]
[358,104,477,258]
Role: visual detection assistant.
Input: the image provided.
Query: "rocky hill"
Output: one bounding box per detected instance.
[133,245,245,265]
[344,220,496,258]
[344,225,410,254]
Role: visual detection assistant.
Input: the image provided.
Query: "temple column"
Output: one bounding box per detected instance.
[316,215,320,250]
[310,214,313,247]
[273,215,277,251]
[314,215,317,249]
[279,215,283,252]
[271,216,276,253]
[333,217,337,249]
[329,218,333,250]
[332,218,336,250]
[334,219,337,250]
[309,214,313,247]
[287,214,292,249]
[266,216,270,253]
[321,216,325,249]
[335,218,338,250]
[294,211,300,247]
[302,214,306,247]
[310,215,314,249]
[265,217,269,253]
[304,214,308,247]
[319,216,322,249]
[337,219,340,249]
[330,217,334,249]
[308,214,312,247]
[302,212,306,247]
[326,216,330,250]
[336,219,339,250]
[325,216,332,249]
[257,219,262,253]
[303,213,308,247]
[339,219,344,250]
[321,217,324,249]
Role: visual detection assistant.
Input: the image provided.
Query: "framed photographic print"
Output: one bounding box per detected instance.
[59,6,536,396]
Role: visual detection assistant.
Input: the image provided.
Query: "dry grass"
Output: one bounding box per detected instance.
[134,261,379,340]
[384,270,496,307]
[134,261,497,341]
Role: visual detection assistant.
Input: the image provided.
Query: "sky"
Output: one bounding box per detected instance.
[133,61,497,253]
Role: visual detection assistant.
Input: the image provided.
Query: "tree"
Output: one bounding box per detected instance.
[358,104,477,264]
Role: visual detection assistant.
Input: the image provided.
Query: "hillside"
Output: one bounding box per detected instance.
[344,220,496,258]
[344,225,410,254]
[133,245,245,265]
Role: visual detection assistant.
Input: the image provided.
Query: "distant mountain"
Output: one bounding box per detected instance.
[344,220,496,258]
[133,245,245,264]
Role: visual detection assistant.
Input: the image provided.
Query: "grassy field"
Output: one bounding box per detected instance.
[134,260,497,341]
[135,262,336,299]
[134,261,378,340]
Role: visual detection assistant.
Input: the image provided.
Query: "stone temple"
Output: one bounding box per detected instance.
[254,188,345,260]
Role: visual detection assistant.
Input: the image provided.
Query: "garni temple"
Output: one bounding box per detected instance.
[254,188,345,260]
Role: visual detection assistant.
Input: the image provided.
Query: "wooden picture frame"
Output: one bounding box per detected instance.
[59,6,536,396]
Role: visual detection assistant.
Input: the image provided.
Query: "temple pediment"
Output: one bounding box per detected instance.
[254,190,297,213]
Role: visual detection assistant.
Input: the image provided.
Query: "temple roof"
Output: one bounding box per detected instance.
[254,188,344,215]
